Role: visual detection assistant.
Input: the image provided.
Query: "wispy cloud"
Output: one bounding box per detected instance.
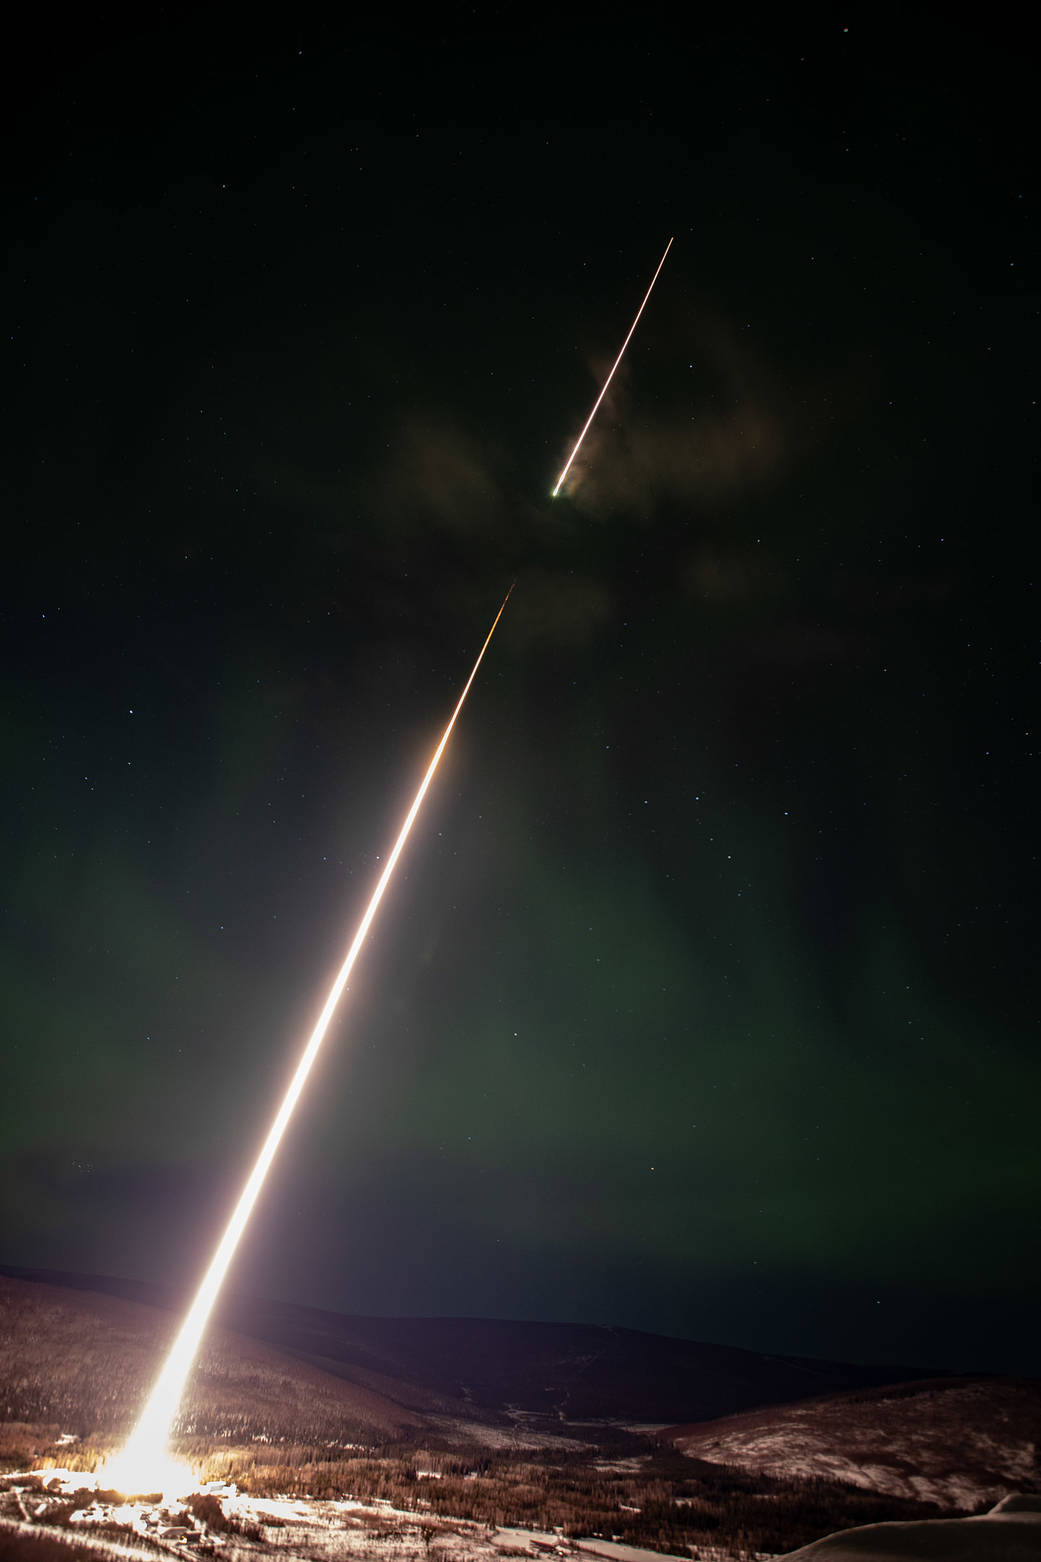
[561,306,802,511]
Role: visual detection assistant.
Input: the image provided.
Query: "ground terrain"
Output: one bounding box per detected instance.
[1,1271,1038,1560]
[667,1375,1041,1508]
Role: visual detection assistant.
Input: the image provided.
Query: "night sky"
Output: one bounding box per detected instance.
[4,11,1037,1379]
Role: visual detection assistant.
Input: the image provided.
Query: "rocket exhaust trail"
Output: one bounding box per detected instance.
[552,237,674,498]
[104,586,513,1496]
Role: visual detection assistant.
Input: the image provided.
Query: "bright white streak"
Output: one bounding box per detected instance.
[551,237,674,498]
[104,587,513,1494]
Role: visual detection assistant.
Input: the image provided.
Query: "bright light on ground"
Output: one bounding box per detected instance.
[94,1441,197,1500]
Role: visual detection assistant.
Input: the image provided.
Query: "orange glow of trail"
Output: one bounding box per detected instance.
[551,237,674,498]
[101,587,513,1497]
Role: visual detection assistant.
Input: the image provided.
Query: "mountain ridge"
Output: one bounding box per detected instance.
[0,1262,946,1427]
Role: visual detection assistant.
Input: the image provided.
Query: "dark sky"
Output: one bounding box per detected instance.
[3,10,1037,1378]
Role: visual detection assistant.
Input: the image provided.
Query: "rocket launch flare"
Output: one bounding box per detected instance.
[552,237,674,498]
[103,587,513,1496]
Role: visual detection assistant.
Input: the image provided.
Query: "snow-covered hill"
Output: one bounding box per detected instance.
[778,1492,1041,1559]
[669,1376,1041,1508]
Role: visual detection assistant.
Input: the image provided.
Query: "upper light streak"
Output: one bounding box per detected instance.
[103,586,513,1495]
[551,237,674,498]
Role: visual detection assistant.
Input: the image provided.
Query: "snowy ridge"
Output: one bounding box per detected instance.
[777,1492,1041,1559]
[670,1376,1041,1509]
